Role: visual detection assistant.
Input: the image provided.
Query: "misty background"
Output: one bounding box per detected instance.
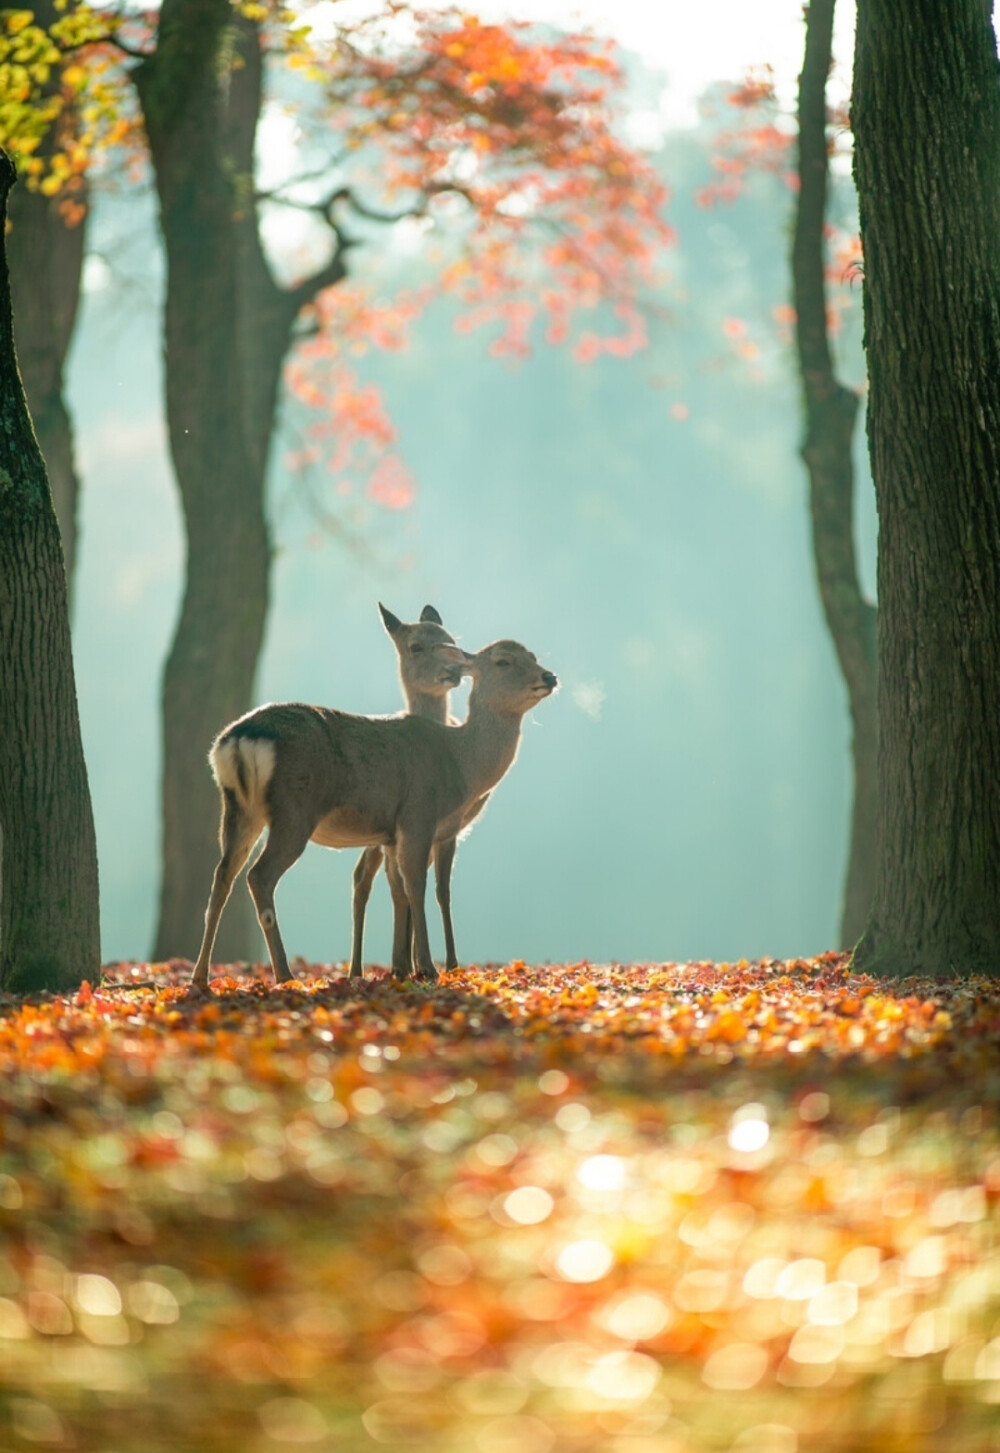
[66,95,874,969]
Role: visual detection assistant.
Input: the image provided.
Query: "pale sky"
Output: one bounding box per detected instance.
[299,0,858,130]
[472,0,859,129]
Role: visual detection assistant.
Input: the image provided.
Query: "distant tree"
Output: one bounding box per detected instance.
[7,183,87,595]
[0,148,99,992]
[5,0,89,597]
[695,54,875,949]
[792,0,875,948]
[851,0,1000,975]
[1,3,121,596]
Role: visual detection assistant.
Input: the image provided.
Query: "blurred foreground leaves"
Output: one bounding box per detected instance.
[1,955,999,1452]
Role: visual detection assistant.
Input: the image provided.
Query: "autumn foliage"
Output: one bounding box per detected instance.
[2,2,671,505]
[281,6,671,497]
[1,956,999,1450]
[0,4,139,224]
[695,69,796,210]
[696,66,861,357]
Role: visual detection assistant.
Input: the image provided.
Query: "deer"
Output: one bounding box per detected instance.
[349,602,466,979]
[188,638,557,991]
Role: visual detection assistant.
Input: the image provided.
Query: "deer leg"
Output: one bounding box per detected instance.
[190,790,263,991]
[434,836,459,971]
[349,847,383,979]
[395,829,438,982]
[384,849,414,978]
[247,817,312,985]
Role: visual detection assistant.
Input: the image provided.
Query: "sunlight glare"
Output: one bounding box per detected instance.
[596,1290,673,1342]
[728,1113,770,1154]
[577,1154,626,1191]
[503,1186,555,1225]
[586,1349,660,1401]
[554,1239,615,1282]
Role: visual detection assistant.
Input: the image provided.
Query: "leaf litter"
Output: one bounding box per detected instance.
[1,953,999,1452]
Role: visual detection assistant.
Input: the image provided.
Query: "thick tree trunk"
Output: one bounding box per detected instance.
[851,0,1000,975]
[793,0,877,949]
[136,0,325,962]
[6,0,87,601]
[0,151,100,991]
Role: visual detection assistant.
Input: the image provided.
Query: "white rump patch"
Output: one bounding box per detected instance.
[211,736,276,807]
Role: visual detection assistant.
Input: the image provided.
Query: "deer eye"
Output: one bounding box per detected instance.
[409,643,425,654]
[495,658,510,668]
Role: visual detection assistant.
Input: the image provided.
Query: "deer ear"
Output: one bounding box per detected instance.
[379,603,402,636]
[419,604,443,625]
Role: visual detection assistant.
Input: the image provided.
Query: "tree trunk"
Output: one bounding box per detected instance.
[0,150,100,992]
[6,0,87,602]
[851,0,1000,976]
[792,0,877,950]
[136,0,336,962]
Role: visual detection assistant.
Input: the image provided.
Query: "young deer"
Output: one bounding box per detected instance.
[348,602,465,978]
[189,640,557,990]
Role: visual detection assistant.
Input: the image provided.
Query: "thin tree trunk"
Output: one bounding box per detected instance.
[136,0,344,961]
[792,0,877,949]
[0,150,100,991]
[851,0,1000,976]
[7,189,87,598]
[5,0,88,600]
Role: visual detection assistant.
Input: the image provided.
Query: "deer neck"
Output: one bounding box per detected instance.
[451,697,524,798]
[406,688,450,726]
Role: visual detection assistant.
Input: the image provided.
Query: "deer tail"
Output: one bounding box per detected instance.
[210,732,276,812]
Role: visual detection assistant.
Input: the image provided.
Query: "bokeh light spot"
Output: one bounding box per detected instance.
[554,1239,615,1283]
[504,1186,555,1225]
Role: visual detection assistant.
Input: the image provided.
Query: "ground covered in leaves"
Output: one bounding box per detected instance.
[1,955,999,1453]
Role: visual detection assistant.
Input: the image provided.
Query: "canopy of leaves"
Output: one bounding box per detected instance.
[1,957,998,1450]
[0,4,136,219]
[1,1,670,494]
[274,5,672,487]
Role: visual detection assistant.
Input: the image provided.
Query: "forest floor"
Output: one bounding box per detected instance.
[0,956,999,1453]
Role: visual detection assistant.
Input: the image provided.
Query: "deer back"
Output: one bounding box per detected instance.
[213,704,468,846]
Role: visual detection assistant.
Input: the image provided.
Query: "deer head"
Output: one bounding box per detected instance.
[378,602,468,700]
[464,640,558,716]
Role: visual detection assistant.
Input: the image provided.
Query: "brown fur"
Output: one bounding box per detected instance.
[189,639,556,988]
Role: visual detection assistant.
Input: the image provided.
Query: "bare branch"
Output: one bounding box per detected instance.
[285,246,351,312]
[336,186,424,225]
[254,161,349,203]
[106,35,154,61]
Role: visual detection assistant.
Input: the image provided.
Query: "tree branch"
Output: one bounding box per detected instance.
[285,247,351,313]
[334,185,427,225]
[105,35,154,61]
[270,181,445,314]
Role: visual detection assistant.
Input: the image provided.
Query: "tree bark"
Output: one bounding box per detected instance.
[0,150,100,992]
[6,0,88,602]
[851,0,1000,975]
[136,0,344,961]
[792,0,877,950]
